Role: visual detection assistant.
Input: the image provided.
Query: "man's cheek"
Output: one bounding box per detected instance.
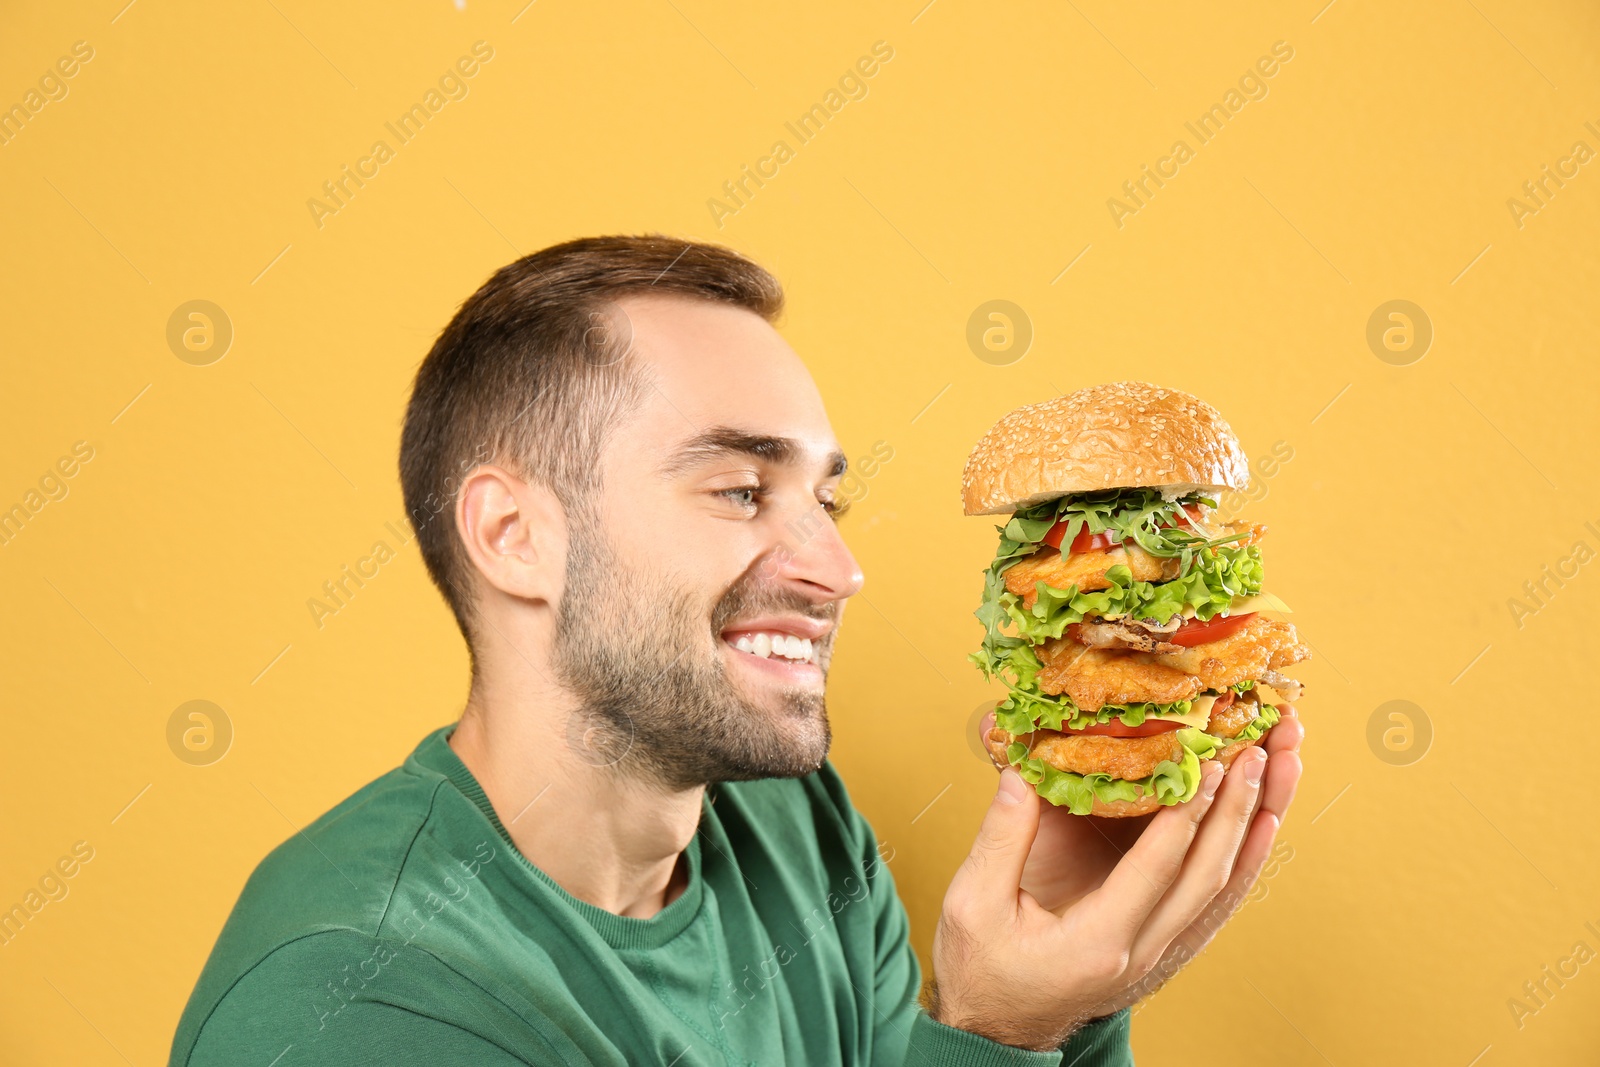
[755,545,794,582]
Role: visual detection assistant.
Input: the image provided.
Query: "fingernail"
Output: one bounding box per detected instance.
[1201,763,1222,799]
[1244,753,1266,785]
[997,768,1027,805]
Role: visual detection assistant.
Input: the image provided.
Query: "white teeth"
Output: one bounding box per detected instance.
[730,631,819,663]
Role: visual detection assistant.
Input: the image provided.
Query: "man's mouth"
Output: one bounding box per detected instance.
[726,631,820,665]
[720,616,832,671]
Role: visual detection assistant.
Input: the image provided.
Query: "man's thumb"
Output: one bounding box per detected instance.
[957,768,1040,898]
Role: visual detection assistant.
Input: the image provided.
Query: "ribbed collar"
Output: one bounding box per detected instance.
[409,724,708,951]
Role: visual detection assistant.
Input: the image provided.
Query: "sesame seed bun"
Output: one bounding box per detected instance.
[961,381,1252,516]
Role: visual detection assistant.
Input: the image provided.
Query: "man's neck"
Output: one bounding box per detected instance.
[448,689,704,919]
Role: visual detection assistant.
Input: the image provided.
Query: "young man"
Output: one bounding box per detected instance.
[169,236,1303,1066]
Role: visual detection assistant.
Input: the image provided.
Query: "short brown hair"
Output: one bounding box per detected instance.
[399,234,785,645]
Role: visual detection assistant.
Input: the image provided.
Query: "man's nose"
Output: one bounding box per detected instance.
[762,504,864,599]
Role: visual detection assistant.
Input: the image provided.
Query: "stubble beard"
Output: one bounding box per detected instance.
[551,513,834,790]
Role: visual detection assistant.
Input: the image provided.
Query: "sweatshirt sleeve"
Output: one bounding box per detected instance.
[175,931,552,1067]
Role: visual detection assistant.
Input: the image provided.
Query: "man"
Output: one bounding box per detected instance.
[170,236,1303,1065]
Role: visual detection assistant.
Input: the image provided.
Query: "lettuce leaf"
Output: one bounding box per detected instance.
[970,642,1198,734]
[1000,547,1264,642]
[1006,707,1284,814]
[1221,702,1280,746]
[971,489,1265,696]
[1010,728,1220,814]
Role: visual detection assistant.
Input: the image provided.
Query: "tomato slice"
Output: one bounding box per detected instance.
[1040,520,1117,554]
[1167,612,1256,647]
[1062,718,1185,737]
[1039,503,1207,555]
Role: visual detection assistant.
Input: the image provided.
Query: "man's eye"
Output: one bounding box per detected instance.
[719,486,762,509]
[821,496,851,519]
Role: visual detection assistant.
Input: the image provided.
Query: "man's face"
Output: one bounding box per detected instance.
[550,294,863,789]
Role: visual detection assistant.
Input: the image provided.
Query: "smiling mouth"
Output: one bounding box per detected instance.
[724,630,821,666]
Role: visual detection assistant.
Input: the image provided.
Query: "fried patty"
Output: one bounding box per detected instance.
[1027,729,1184,781]
[1035,643,1203,710]
[1034,615,1308,707]
[1148,615,1311,691]
[1004,545,1178,608]
[1205,694,1259,739]
[1002,520,1267,610]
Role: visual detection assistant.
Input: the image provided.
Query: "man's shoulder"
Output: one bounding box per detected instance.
[172,750,455,1062]
[235,759,448,939]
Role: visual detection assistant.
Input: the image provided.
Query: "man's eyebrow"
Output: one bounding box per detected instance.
[657,426,848,479]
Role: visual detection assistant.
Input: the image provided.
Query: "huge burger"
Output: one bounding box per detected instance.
[964,381,1310,817]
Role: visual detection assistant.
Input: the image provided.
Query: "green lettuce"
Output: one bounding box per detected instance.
[972,488,1264,680]
[1221,703,1280,746]
[1007,727,1220,815]
[1006,705,1284,813]
[971,641,1199,734]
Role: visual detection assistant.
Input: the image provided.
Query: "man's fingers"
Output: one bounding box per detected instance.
[1086,760,1224,933]
[1259,745,1303,826]
[949,768,1041,918]
[1125,746,1266,962]
[1166,808,1283,970]
[1264,705,1304,756]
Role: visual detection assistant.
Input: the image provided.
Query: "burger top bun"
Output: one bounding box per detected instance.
[961,380,1252,517]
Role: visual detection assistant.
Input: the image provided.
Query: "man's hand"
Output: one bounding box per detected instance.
[927,708,1304,1051]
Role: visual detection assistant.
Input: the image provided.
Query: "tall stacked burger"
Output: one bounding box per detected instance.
[965,381,1310,817]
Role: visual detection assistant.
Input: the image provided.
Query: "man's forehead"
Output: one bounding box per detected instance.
[614,293,840,464]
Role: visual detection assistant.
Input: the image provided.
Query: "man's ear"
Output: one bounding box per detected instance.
[455,464,568,606]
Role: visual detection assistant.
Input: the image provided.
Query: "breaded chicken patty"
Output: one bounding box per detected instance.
[1002,520,1267,610]
[1148,615,1311,691]
[1027,729,1184,781]
[1034,643,1203,710]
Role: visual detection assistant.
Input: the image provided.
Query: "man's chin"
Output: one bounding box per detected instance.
[707,695,832,783]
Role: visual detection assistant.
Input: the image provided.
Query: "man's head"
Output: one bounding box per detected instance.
[400,236,863,790]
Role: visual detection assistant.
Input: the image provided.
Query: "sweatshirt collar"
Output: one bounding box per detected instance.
[410,724,707,951]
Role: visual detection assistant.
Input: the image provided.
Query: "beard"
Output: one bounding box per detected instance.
[550,512,835,790]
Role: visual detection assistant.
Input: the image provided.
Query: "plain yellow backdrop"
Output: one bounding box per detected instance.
[3,1,1597,1064]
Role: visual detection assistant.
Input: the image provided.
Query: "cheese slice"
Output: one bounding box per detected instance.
[1149,694,1215,730]
[1167,591,1294,620]
[1228,591,1293,614]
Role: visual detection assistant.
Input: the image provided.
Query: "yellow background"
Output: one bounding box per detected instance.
[2,1,1596,1063]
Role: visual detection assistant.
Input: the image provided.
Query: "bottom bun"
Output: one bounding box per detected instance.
[1087,793,1164,818]
[984,725,1272,818]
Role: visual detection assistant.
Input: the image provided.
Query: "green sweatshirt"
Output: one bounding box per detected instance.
[170,726,1132,1066]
